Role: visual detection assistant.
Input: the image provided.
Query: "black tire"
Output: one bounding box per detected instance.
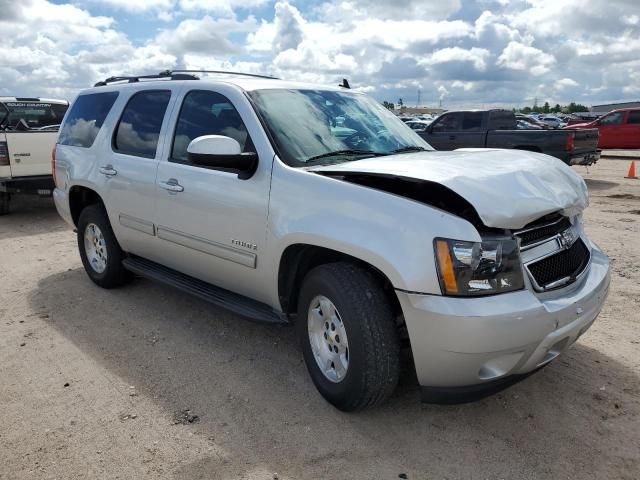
[297,262,400,411]
[0,192,10,216]
[77,204,131,288]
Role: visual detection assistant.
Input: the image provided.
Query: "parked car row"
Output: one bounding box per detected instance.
[408,109,600,166]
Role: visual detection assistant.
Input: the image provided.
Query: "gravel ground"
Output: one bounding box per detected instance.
[1,158,639,479]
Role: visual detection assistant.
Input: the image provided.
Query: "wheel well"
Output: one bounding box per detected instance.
[278,244,401,318]
[515,146,542,153]
[69,186,104,226]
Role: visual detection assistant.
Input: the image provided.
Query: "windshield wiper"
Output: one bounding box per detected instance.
[391,146,428,154]
[305,149,388,164]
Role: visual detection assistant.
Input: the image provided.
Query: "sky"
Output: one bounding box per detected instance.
[1,0,639,109]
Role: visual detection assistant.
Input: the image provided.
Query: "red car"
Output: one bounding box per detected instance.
[567,108,640,148]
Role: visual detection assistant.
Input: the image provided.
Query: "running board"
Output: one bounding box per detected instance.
[122,256,287,324]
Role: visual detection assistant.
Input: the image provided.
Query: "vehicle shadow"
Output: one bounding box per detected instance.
[29,269,640,479]
[584,178,620,191]
[0,195,67,241]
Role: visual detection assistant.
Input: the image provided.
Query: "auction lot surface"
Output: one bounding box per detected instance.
[1,158,639,479]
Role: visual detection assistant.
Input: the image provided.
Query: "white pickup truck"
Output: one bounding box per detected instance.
[0,97,69,214]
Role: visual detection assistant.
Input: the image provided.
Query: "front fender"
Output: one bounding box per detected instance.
[265,159,481,297]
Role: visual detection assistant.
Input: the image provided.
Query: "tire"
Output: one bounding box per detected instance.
[297,262,400,411]
[77,204,131,288]
[0,192,10,216]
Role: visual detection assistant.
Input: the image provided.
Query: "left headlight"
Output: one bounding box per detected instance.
[434,237,524,296]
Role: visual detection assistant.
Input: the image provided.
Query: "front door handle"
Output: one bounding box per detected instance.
[158,178,184,193]
[99,165,117,176]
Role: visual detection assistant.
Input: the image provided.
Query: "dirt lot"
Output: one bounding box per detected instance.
[1,158,639,479]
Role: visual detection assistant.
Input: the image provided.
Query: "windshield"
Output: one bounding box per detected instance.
[0,101,68,129]
[248,89,432,167]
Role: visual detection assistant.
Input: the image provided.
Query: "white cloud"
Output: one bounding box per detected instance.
[91,0,173,12]
[423,47,491,71]
[556,78,579,90]
[0,0,638,109]
[497,41,556,76]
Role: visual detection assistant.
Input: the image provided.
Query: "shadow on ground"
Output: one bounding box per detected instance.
[0,195,66,240]
[28,267,640,479]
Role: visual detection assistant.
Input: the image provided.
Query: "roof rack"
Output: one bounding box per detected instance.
[167,69,279,80]
[94,69,279,87]
[94,71,197,87]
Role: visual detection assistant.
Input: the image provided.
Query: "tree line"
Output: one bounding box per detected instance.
[517,101,590,114]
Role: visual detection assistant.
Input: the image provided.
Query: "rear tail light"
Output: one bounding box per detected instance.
[565,132,575,151]
[0,141,8,166]
[51,144,57,187]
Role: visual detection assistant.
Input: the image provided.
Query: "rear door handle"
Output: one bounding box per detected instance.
[158,178,184,193]
[99,165,117,176]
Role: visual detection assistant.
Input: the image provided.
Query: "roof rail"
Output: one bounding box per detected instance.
[166,69,279,80]
[93,69,279,88]
[94,71,198,87]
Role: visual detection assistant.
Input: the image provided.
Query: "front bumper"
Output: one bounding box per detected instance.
[397,245,610,398]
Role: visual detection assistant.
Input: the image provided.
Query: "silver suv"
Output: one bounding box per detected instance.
[53,71,610,411]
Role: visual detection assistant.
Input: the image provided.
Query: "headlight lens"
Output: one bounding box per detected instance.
[434,237,524,296]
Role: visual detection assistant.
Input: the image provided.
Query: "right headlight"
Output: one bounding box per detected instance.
[434,237,524,296]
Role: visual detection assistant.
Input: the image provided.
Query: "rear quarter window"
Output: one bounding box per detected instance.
[58,92,119,148]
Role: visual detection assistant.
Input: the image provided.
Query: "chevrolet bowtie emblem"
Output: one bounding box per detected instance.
[559,227,577,250]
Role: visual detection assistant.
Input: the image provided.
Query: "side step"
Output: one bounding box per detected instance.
[122,256,287,324]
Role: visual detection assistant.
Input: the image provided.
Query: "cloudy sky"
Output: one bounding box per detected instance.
[1,0,639,108]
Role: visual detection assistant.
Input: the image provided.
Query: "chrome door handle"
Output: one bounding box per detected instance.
[158,179,184,193]
[99,165,117,176]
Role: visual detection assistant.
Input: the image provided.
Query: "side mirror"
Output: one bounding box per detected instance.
[187,135,258,180]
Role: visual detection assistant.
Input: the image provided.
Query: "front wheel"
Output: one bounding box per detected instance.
[297,262,400,411]
[77,204,131,288]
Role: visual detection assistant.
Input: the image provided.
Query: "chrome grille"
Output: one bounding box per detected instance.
[516,216,572,248]
[527,239,590,290]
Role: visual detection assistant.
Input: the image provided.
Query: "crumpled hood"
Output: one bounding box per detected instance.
[311,148,589,229]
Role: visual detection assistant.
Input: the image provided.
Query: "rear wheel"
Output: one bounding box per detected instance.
[0,192,10,215]
[297,262,400,411]
[77,204,131,288]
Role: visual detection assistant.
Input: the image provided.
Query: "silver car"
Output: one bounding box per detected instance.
[53,71,610,411]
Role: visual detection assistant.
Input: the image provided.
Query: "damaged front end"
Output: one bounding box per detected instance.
[314,168,590,295]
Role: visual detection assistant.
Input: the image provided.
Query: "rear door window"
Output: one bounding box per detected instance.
[627,111,640,124]
[114,90,171,158]
[461,112,483,131]
[58,92,119,148]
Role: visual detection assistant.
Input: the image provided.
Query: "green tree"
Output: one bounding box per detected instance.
[552,104,561,113]
[382,101,395,110]
[567,102,589,113]
[398,98,404,107]
[542,101,550,113]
